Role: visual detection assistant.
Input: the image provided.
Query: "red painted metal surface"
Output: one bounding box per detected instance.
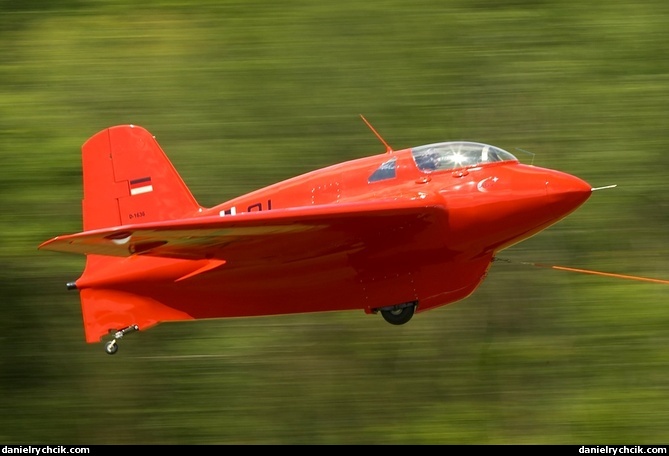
[39,125,591,347]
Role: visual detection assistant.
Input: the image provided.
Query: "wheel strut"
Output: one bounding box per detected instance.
[104,324,139,355]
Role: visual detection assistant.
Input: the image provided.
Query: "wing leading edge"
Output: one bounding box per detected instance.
[38,196,448,265]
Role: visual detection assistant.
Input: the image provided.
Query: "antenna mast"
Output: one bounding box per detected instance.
[360,115,393,154]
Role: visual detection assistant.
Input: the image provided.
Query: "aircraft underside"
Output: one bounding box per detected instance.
[76,251,493,353]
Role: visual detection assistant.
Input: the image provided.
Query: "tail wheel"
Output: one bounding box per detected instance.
[104,340,118,355]
[380,304,415,325]
[102,324,138,355]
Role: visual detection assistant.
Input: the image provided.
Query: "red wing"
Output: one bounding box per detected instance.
[38,197,447,266]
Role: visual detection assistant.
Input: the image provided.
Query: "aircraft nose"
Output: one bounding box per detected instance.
[545,170,592,218]
[443,165,593,253]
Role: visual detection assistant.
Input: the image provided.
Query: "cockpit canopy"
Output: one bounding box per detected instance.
[412,141,517,172]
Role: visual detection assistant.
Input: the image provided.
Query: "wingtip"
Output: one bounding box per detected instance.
[37,237,55,250]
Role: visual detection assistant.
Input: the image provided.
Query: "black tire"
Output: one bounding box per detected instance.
[104,341,118,355]
[381,305,415,325]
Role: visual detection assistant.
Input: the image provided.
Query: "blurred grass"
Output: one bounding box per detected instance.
[1,0,669,444]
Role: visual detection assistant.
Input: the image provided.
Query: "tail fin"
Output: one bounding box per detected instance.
[81,125,201,230]
[76,125,201,344]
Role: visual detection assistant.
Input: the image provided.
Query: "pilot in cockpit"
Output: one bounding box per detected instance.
[416,149,441,171]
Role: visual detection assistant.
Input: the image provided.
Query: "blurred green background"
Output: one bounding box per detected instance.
[2,0,668,444]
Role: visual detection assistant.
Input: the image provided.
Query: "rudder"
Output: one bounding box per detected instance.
[81,124,201,230]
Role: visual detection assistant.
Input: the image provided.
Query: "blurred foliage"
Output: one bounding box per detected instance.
[1,0,668,444]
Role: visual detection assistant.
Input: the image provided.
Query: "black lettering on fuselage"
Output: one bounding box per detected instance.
[247,199,272,212]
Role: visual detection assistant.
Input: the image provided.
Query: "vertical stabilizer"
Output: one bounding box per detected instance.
[76,125,202,344]
[81,125,201,230]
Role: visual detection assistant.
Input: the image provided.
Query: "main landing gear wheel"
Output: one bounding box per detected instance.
[380,303,416,325]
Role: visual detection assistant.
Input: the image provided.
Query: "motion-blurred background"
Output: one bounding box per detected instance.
[2,0,668,444]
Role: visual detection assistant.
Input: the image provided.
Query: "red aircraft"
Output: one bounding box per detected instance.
[39,119,596,354]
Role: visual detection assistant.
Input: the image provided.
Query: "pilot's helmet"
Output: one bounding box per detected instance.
[426,149,441,168]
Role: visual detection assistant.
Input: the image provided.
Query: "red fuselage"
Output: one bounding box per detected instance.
[39,127,592,349]
[74,142,591,335]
